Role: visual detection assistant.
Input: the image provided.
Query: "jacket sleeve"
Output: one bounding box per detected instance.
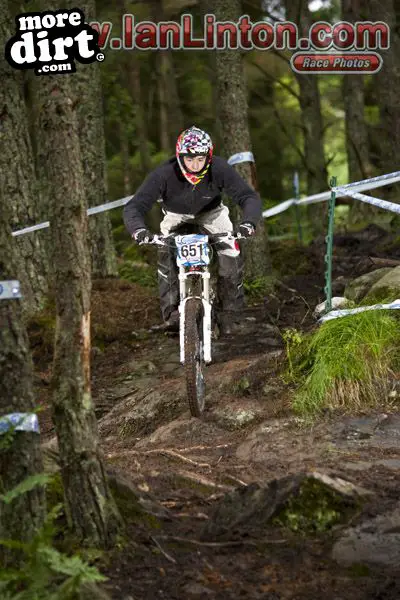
[217,158,262,227]
[123,169,165,235]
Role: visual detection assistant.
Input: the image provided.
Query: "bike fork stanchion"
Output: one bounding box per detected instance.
[324,176,337,314]
[179,268,186,363]
[202,271,212,363]
[202,301,212,363]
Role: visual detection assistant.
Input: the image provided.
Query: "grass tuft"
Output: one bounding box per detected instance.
[283,311,400,415]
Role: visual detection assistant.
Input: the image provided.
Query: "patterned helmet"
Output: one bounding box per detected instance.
[176,126,213,160]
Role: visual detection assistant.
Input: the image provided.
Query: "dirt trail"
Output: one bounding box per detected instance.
[33,228,400,599]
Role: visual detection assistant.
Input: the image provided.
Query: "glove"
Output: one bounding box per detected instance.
[132,228,153,244]
[237,222,256,238]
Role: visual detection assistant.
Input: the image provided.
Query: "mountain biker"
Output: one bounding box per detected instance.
[123,125,262,335]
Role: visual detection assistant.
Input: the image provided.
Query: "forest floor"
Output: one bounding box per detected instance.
[31,224,400,600]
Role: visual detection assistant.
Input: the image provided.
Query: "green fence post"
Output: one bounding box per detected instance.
[324,176,337,314]
[293,171,303,243]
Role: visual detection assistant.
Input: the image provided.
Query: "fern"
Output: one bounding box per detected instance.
[0,475,108,599]
[1,474,51,504]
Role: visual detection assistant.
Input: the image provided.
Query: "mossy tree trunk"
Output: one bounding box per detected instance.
[0,2,46,559]
[0,0,48,316]
[213,0,271,279]
[38,70,121,547]
[69,0,117,278]
[0,217,46,566]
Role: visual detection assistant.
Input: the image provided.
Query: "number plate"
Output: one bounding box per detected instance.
[175,234,210,266]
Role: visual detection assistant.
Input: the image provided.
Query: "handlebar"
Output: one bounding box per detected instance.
[145,231,244,247]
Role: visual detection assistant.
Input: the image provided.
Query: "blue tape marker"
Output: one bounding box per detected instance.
[0,413,40,435]
[0,280,22,300]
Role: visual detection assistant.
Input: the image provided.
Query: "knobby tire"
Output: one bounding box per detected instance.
[184,297,205,417]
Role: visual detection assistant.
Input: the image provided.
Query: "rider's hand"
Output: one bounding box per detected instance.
[237,222,256,238]
[132,228,153,244]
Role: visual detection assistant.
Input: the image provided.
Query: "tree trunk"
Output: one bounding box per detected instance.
[38,71,121,547]
[284,0,328,232]
[121,124,132,197]
[341,0,376,223]
[369,0,400,178]
[156,52,171,153]
[343,75,373,182]
[161,50,185,146]
[0,1,46,558]
[69,0,117,278]
[0,220,46,566]
[151,0,184,152]
[126,58,152,176]
[0,3,48,316]
[213,0,271,279]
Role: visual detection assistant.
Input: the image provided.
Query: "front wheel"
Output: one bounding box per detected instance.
[184,298,205,417]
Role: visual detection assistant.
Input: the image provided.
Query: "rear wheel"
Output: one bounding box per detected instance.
[184,297,205,417]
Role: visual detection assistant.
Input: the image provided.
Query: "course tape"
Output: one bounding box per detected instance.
[0,280,21,300]
[10,170,400,236]
[12,196,132,237]
[228,152,255,166]
[262,170,400,218]
[338,170,400,191]
[319,300,400,323]
[0,413,40,435]
[334,187,400,215]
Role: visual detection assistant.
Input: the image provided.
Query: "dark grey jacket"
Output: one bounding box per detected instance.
[123,155,262,235]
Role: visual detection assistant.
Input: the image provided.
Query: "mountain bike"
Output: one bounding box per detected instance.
[147,231,244,418]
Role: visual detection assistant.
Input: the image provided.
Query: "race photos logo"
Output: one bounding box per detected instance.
[4,8,104,76]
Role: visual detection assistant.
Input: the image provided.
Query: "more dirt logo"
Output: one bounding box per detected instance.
[4,8,105,76]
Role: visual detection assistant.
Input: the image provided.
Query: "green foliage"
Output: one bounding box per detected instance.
[0,476,107,599]
[118,261,157,289]
[244,275,275,301]
[273,477,358,534]
[284,311,400,414]
[282,328,304,380]
[0,474,50,505]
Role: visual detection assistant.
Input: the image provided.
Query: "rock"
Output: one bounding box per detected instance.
[211,405,263,430]
[332,276,348,296]
[365,265,400,302]
[344,268,392,302]
[332,414,400,450]
[314,296,349,317]
[236,419,289,462]
[332,505,400,568]
[201,471,370,541]
[106,466,172,520]
[344,459,400,472]
[98,384,185,439]
[135,416,223,447]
